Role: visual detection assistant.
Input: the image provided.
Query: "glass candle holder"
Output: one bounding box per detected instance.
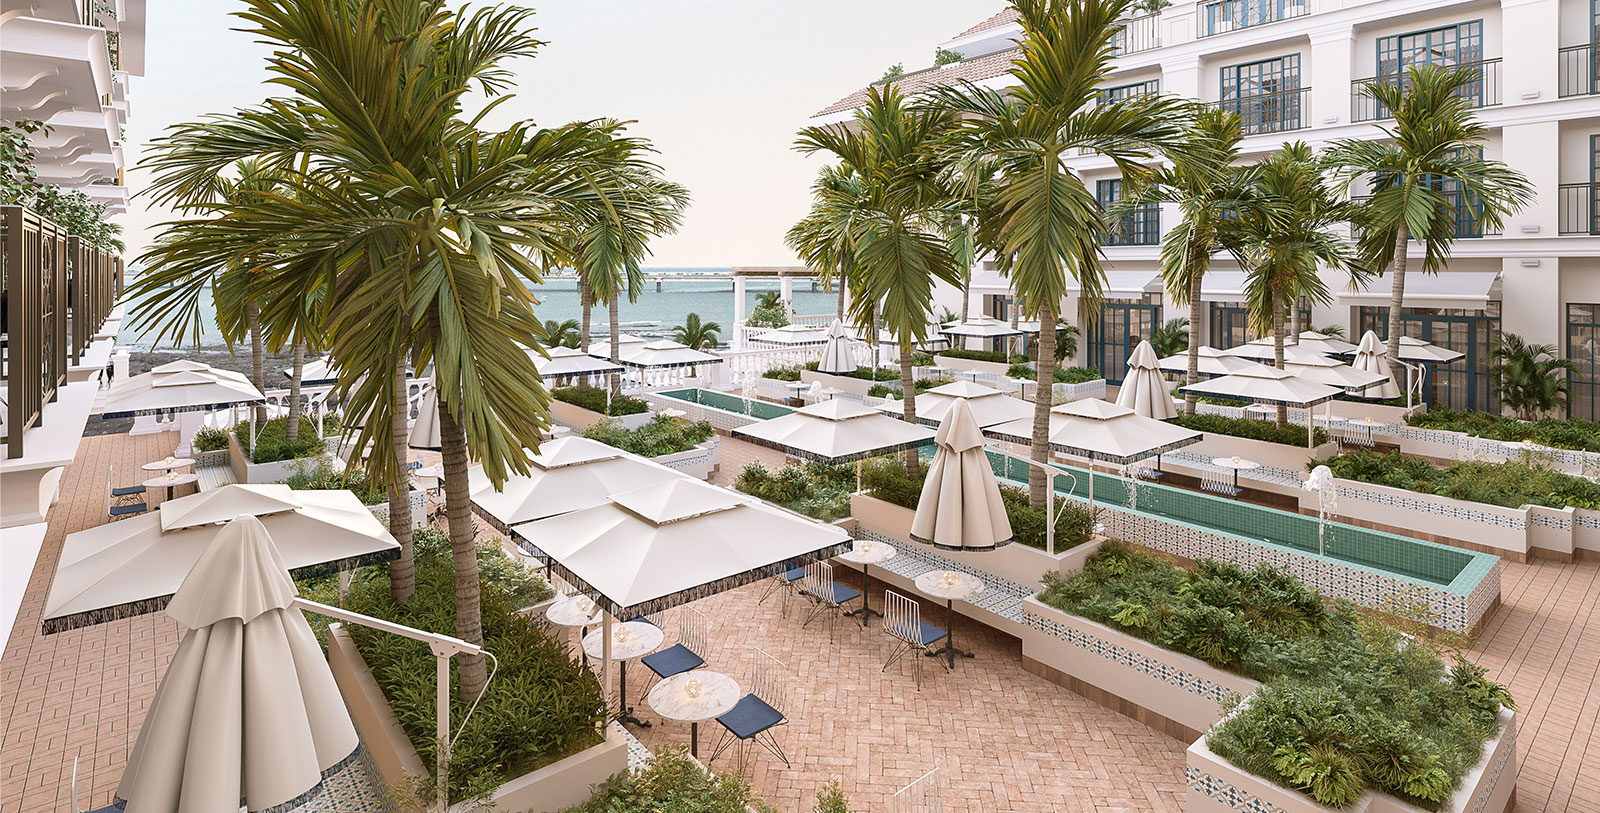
[615,625,631,643]
[942,571,958,588]
[685,678,702,699]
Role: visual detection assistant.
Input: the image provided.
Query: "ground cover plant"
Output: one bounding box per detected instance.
[1007,362,1101,384]
[551,384,650,416]
[562,747,773,812]
[191,425,230,452]
[937,348,1021,364]
[734,460,855,522]
[1171,413,1328,447]
[301,529,592,804]
[583,416,714,458]
[233,415,327,463]
[859,457,1095,550]
[866,376,950,398]
[1322,449,1600,510]
[1406,407,1600,453]
[279,459,387,505]
[1037,542,1512,809]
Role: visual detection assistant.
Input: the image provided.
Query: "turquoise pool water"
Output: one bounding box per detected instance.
[657,388,797,420]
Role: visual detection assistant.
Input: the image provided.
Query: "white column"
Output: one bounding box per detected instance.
[732,275,748,350]
[1164,55,1202,102]
[1502,257,1562,350]
[1501,0,1561,105]
[1306,25,1355,128]
[780,275,795,318]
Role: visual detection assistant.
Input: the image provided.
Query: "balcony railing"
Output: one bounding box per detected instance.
[1352,191,1500,238]
[1559,183,1600,235]
[1201,0,1309,37]
[1211,87,1310,135]
[1105,204,1160,246]
[2,207,69,458]
[1558,44,1598,97]
[1351,59,1501,123]
[1109,13,1160,55]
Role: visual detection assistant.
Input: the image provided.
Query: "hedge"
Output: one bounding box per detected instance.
[551,385,649,416]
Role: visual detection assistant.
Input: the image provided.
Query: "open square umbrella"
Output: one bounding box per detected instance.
[616,339,724,370]
[1294,331,1358,356]
[102,362,265,419]
[531,345,624,380]
[1282,351,1390,394]
[940,317,1024,342]
[732,398,935,464]
[1158,346,1269,378]
[912,380,1032,428]
[468,437,686,534]
[911,399,1012,551]
[1179,367,1342,447]
[750,324,830,347]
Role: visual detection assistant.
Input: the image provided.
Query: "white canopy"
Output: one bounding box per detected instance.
[1221,338,1321,362]
[587,333,648,361]
[514,478,851,618]
[617,339,724,370]
[940,317,1024,340]
[1293,331,1358,355]
[1351,331,1403,399]
[817,319,856,374]
[1340,270,1502,311]
[750,324,830,347]
[1282,353,1391,393]
[1158,346,1270,378]
[1395,335,1466,364]
[531,345,624,379]
[160,483,302,532]
[910,399,1013,551]
[468,437,685,534]
[913,380,1033,428]
[1066,270,1163,298]
[41,487,399,633]
[102,363,266,419]
[285,356,339,386]
[408,387,441,451]
[732,398,936,464]
[985,398,1203,466]
[1197,271,1250,303]
[1116,340,1178,420]
[1179,366,1342,408]
[115,515,359,813]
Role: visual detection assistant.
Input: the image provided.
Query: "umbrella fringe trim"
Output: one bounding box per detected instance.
[102,398,267,420]
[908,532,1016,552]
[520,539,854,619]
[729,433,935,466]
[111,744,365,813]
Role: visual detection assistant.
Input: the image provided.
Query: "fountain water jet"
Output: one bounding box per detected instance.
[1303,464,1338,557]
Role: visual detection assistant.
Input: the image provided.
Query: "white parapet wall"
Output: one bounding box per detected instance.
[649,437,719,480]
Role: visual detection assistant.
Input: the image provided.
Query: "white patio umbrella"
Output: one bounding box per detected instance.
[1293,331,1358,355]
[1222,337,1322,362]
[1158,346,1269,378]
[114,515,359,813]
[102,363,266,419]
[940,317,1024,342]
[912,380,1032,428]
[530,345,624,380]
[1395,334,1466,364]
[1116,340,1177,420]
[1282,352,1391,394]
[587,333,648,362]
[732,398,936,465]
[284,356,339,386]
[40,486,400,634]
[159,483,302,531]
[816,319,856,374]
[468,437,686,534]
[1179,367,1342,447]
[910,399,1013,551]
[749,324,830,347]
[616,339,724,371]
[984,398,1203,511]
[408,387,441,451]
[1350,330,1403,400]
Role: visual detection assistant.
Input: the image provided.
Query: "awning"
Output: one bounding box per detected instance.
[1067,271,1163,300]
[1197,271,1249,303]
[1340,271,1501,311]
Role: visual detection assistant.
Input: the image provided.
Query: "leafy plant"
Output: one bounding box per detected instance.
[860,457,1093,550]
[746,302,790,329]
[1406,407,1600,452]
[933,47,964,66]
[551,385,650,416]
[672,312,723,351]
[763,364,804,382]
[1489,333,1577,421]
[1314,324,1346,339]
[233,416,326,463]
[878,63,904,83]
[1170,413,1328,447]
[192,426,230,453]
[1052,366,1101,384]
[541,318,582,349]
[1149,317,1190,358]
[734,461,855,522]
[939,348,1010,363]
[562,746,772,812]
[814,780,851,813]
[1322,449,1600,510]
[582,416,714,458]
[280,458,387,505]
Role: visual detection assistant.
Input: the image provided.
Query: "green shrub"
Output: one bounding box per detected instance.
[583,416,714,458]
[302,529,581,804]
[279,459,387,505]
[551,385,649,416]
[734,461,855,522]
[1171,413,1328,447]
[1322,449,1600,510]
[938,348,1009,364]
[1040,542,1510,809]
[562,746,772,812]
[192,426,230,452]
[909,351,935,367]
[1006,362,1035,380]
[867,384,896,399]
[234,416,326,463]
[814,780,851,813]
[764,364,804,382]
[1053,365,1100,384]
[1407,406,1600,452]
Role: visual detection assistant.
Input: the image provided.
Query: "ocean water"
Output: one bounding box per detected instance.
[116,268,842,351]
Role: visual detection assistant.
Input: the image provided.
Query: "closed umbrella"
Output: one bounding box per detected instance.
[408,387,441,451]
[817,319,856,374]
[468,437,685,534]
[911,399,1012,551]
[114,514,359,813]
[912,380,1032,428]
[1116,340,1177,420]
[1350,330,1402,400]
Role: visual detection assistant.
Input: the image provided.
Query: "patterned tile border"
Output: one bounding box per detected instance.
[1333,482,1526,531]
[1185,766,1289,813]
[1021,606,1240,705]
[848,527,1033,622]
[1464,715,1517,813]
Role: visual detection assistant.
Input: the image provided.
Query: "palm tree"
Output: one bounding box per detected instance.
[672,312,722,350]
[1149,317,1189,358]
[542,318,581,349]
[929,0,1190,505]
[787,164,866,324]
[1491,334,1577,421]
[131,0,678,702]
[797,85,965,474]
[1125,107,1253,417]
[1326,64,1533,376]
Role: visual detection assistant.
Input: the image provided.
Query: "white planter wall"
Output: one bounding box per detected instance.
[650,438,719,480]
[1187,435,1337,473]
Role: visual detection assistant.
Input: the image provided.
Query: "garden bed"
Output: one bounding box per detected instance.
[1407,407,1600,453]
[858,457,1098,554]
[1323,450,1600,511]
[934,352,1013,376]
[1171,412,1329,450]
[549,386,653,431]
[735,460,856,522]
[582,416,720,479]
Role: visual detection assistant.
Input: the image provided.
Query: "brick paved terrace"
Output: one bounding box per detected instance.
[2,430,1598,812]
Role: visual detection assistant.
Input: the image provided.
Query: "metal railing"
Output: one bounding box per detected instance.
[1109,13,1160,55]
[1352,191,1500,238]
[2,207,71,458]
[1202,0,1309,37]
[67,236,117,365]
[1559,183,1600,235]
[1210,87,1310,135]
[1351,59,1501,123]
[1558,44,1598,97]
[1105,204,1160,246]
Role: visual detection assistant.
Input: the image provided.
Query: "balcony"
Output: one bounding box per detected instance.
[1559,183,1599,235]
[1558,44,1597,98]
[1351,59,1501,123]
[1105,204,1160,246]
[1352,190,1500,238]
[1201,0,1309,37]
[1210,87,1309,135]
[1109,13,1159,56]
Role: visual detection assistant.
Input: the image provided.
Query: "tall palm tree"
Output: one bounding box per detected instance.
[797,85,964,474]
[1125,107,1252,416]
[1326,64,1533,375]
[541,318,581,349]
[787,164,866,324]
[929,0,1189,505]
[672,312,722,350]
[131,0,677,702]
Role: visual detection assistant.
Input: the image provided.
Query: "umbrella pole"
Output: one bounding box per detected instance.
[602,613,613,725]
[1088,459,1095,515]
[435,647,450,810]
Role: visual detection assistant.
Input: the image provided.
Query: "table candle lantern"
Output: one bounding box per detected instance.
[685,678,702,698]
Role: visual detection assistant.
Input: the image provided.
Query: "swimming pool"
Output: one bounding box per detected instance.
[656,387,797,420]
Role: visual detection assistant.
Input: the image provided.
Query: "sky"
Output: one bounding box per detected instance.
[119,0,1008,267]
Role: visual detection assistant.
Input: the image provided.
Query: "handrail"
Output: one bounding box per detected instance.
[1351,58,1501,122]
[1558,43,1596,98]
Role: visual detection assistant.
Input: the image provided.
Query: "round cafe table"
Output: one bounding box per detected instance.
[546,594,603,661]
[1351,417,1386,446]
[583,621,664,728]
[837,540,896,627]
[646,669,740,759]
[140,456,195,473]
[143,472,199,501]
[914,570,985,669]
[1210,457,1261,493]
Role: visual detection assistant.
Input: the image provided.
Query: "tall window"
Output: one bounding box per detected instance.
[1100,79,1160,105]
[1592,135,1600,235]
[1375,22,1486,109]
[1357,304,1501,412]
[1423,147,1487,238]
[1570,304,1600,421]
[1097,179,1159,246]
[1220,55,1302,134]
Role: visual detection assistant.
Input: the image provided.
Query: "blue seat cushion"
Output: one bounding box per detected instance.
[779,566,805,584]
[886,618,947,647]
[641,643,704,679]
[111,485,146,496]
[802,582,860,606]
[109,503,147,517]
[717,693,784,739]
[624,615,657,628]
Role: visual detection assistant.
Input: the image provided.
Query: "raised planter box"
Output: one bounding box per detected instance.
[366,489,428,529]
[226,434,345,484]
[649,437,720,480]
[549,398,653,431]
[1188,702,1516,813]
[1188,434,1337,473]
[1019,596,1259,741]
[326,623,627,813]
[933,353,1013,377]
[1310,476,1531,559]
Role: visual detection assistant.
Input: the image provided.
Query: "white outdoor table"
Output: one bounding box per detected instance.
[914,570,985,669]
[546,594,603,628]
[1210,457,1261,493]
[784,382,809,401]
[143,472,199,501]
[646,669,740,758]
[140,456,195,473]
[837,540,896,627]
[1350,417,1386,446]
[583,621,665,727]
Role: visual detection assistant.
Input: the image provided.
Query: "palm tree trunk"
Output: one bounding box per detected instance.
[608,293,622,400]
[1385,223,1409,381]
[870,305,881,372]
[387,353,415,604]
[1184,275,1203,416]
[436,386,487,702]
[900,337,919,477]
[1289,297,1303,342]
[836,263,846,322]
[1030,303,1057,509]
[248,303,267,425]
[285,338,305,442]
[1273,297,1288,428]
